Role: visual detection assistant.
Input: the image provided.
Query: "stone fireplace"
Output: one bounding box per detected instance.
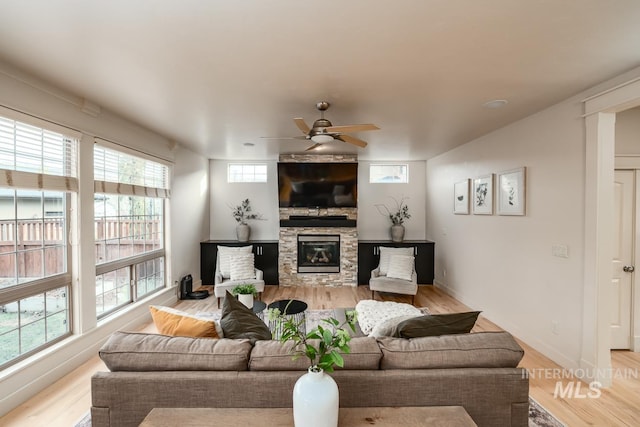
[278,153,358,287]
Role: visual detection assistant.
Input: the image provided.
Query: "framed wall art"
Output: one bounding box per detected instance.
[497,167,526,215]
[453,179,470,214]
[472,174,493,215]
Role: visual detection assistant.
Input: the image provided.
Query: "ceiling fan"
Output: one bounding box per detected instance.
[266,101,380,151]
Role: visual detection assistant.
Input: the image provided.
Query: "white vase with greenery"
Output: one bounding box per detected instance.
[272,304,357,427]
[231,284,257,309]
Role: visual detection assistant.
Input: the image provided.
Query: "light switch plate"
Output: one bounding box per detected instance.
[552,244,569,258]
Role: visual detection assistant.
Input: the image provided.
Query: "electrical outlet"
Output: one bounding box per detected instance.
[552,244,569,258]
[443,269,447,277]
[551,320,559,335]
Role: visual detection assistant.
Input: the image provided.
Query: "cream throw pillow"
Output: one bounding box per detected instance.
[149,305,223,338]
[386,254,414,281]
[230,253,256,281]
[218,245,252,278]
[378,246,414,275]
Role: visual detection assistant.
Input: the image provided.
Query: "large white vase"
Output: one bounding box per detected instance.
[390,224,405,242]
[293,366,339,427]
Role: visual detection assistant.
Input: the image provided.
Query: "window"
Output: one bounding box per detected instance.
[94,144,169,318]
[228,163,267,183]
[0,109,77,369]
[369,164,408,183]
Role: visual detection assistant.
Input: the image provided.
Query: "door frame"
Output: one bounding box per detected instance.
[616,157,640,351]
[583,77,640,387]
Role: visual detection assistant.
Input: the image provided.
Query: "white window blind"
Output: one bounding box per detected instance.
[0,110,78,191]
[94,144,170,198]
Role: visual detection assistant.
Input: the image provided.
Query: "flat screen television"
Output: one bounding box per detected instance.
[277,162,358,208]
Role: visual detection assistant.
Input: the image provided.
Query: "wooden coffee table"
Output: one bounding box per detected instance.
[139,406,477,426]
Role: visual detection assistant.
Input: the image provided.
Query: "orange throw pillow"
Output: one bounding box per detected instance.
[149,305,221,338]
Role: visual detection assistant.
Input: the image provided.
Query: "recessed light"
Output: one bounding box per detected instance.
[483,99,508,109]
[243,142,255,147]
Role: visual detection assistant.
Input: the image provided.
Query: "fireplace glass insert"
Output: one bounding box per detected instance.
[297,235,340,273]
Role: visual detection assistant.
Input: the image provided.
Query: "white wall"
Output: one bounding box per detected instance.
[208,160,427,241]
[427,99,587,368]
[209,160,280,240]
[357,161,426,240]
[426,68,640,371]
[171,146,210,284]
[616,107,640,155]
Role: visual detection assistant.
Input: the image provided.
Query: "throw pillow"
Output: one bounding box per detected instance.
[378,246,414,275]
[230,253,256,281]
[386,254,414,281]
[369,314,421,338]
[217,245,252,279]
[392,311,482,338]
[220,291,271,343]
[149,305,223,338]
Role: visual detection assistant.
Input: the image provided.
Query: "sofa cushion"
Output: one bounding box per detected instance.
[392,311,481,338]
[220,291,272,343]
[378,331,525,369]
[249,337,382,371]
[149,305,222,338]
[99,331,251,371]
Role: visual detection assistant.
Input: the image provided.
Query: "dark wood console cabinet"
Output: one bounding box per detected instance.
[200,240,279,285]
[357,240,435,285]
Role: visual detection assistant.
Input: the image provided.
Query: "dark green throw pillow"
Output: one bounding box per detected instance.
[220,291,271,343]
[392,311,481,338]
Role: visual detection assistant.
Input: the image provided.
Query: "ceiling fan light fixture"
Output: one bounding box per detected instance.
[310,134,334,143]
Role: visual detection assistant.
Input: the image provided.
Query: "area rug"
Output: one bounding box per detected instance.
[74,397,564,427]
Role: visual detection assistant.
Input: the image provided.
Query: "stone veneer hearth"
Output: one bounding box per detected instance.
[278,153,358,287]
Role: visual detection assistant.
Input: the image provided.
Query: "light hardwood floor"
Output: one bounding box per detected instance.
[1,285,639,427]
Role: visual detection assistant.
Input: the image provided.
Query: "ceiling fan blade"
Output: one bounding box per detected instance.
[260,135,309,140]
[293,118,311,135]
[326,124,379,133]
[336,134,368,148]
[305,143,324,151]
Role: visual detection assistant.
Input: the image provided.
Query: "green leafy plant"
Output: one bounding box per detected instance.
[231,198,263,225]
[231,283,258,297]
[269,304,358,373]
[375,196,411,225]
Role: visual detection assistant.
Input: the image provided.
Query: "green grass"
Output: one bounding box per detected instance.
[0,311,69,365]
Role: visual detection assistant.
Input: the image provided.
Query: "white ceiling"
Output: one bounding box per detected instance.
[1,1,639,160]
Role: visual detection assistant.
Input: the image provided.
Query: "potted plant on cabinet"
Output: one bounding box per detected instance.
[231,198,263,242]
[269,304,357,427]
[375,196,411,242]
[231,283,258,309]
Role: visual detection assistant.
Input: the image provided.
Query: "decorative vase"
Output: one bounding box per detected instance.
[293,366,339,427]
[237,293,254,309]
[236,223,250,242]
[390,224,405,242]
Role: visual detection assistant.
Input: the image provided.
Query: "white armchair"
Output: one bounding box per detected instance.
[369,246,418,304]
[214,247,265,308]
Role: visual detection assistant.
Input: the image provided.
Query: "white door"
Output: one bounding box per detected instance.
[611,170,635,349]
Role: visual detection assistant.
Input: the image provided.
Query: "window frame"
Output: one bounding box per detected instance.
[369,164,409,184]
[227,163,268,183]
